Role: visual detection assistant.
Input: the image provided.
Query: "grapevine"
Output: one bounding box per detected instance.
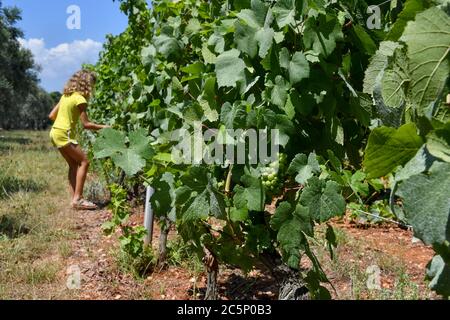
[87,0,450,299]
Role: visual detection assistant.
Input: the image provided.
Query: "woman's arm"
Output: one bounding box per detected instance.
[79,104,110,131]
[48,103,60,121]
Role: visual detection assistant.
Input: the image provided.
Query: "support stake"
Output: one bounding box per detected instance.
[144,186,155,246]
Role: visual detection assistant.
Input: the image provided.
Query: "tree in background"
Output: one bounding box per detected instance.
[0,0,55,130]
[49,91,62,104]
[18,85,55,129]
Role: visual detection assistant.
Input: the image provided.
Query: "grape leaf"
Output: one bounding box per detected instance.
[154,34,181,59]
[181,172,226,222]
[300,177,346,223]
[128,128,153,159]
[234,2,274,59]
[230,207,249,222]
[202,44,217,64]
[289,52,310,84]
[271,202,314,269]
[182,190,210,222]
[208,33,225,54]
[363,41,400,95]
[151,173,176,220]
[278,47,310,86]
[364,123,424,178]
[271,202,293,231]
[255,28,275,58]
[215,49,246,88]
[394,146,437,183]
[277,219,304,269]
[112,150,144,176]
[386,0,429,41]
[208,184,227,219]
[288,153,320,185]
[397,161,450,246]
[234,22,258,58]
[185,18,202,36]
[283,93,296,119]
[272,0,296,28]
[303,14,343,58]
[199,99,219,122]
[220,102,247,129]
[271,75,290,108]
[348,170,370,198]
[381,47,410,108]
[352,24,377,56]
[426,255,450,297]
[234,168,265,212]
[400,7,450,113]
[93,128,126,159]
[141,44,156,66]
[426,123,450,162]
[94,128,153,176]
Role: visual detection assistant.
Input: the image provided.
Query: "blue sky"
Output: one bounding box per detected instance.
[2,0,146,92]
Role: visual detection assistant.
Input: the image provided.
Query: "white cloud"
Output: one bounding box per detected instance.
[19,38,103,92]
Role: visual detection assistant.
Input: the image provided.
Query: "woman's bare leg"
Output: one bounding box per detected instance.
[69,166,77,195]
[59,148,78,197]
[59,144,89,204]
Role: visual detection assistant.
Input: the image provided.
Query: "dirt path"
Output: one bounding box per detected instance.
[61,208,279,300]
[59,205,197,300]
[62,208,140,299]
[320,220,436,299]
[58,204,436,300]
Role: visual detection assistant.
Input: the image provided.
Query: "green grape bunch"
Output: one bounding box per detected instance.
[261,153,288,196]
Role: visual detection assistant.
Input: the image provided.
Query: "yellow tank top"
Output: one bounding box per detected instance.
[52,92,87,132]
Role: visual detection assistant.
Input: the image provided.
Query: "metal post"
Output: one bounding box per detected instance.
[144,186,155,246]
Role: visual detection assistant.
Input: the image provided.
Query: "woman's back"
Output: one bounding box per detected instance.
[52,92,86,132]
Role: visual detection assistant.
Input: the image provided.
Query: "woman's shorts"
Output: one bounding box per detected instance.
[49,128,78,149]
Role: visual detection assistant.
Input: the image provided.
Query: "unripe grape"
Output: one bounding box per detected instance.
[262,153,288,197]
[270,161,279,169]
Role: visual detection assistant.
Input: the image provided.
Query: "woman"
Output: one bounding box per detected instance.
[48,69,109,210]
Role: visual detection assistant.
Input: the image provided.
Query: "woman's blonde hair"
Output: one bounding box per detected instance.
[63,70,97,98]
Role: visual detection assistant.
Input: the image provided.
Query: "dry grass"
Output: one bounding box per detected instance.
[0,131,76,299]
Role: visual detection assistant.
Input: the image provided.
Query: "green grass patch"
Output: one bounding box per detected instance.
[166,237,204,275]
[0,214,30,239]
[115,246,156,279]
[0,171,44,199]
[24,261,60,285]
